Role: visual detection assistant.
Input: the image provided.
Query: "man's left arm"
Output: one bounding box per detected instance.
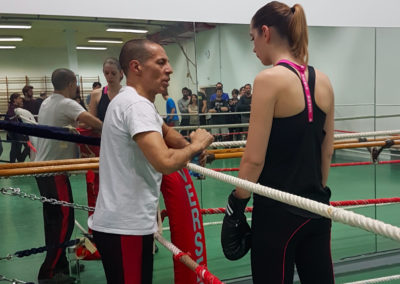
[162,122,210,166]
[162,123,189,149]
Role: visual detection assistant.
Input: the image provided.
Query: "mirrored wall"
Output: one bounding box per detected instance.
[0,14,399,282]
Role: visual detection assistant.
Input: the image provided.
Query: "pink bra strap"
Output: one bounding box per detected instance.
[276,59,313,123]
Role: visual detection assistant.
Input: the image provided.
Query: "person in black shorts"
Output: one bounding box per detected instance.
[221,2,335,283]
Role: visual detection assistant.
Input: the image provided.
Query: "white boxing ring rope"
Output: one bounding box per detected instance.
[185,163,400,243]
[154,232,182,256]
[208,129,400,148]
[343,274,400,284]
[334,129,400,140]
[174,123,249,131]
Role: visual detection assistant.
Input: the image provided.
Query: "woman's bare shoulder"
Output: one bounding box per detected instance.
[314,69,333,91]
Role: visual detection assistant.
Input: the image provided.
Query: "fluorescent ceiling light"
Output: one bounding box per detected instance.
[76,46,107,50]
[106,28,148,34]
[0,46,16,49]
[0,24,31,29]
[88,39,123,44]
[0,36,23,41]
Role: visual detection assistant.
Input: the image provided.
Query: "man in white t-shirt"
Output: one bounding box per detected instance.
[89,39,213,284]
[35,68,102,284]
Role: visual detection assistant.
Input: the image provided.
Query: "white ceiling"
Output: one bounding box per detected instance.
[0,14,190,49]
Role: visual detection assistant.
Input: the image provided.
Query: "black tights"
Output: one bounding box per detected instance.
[251,205,334,284]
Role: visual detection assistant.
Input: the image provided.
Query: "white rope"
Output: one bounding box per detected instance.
[175,122,248,131]
[210,140,246,148]
[154,232,182,256]
[208,129,400,148]
[334,129,400,140]
[163,218,252,231]
[343,274,400,284]
[335,114,400,121]
[186,163,400,242]
[162,201,400,231]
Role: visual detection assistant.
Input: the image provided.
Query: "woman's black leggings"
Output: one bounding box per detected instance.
[251,205,334,284]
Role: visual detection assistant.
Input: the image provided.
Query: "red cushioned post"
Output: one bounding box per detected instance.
[161,169,207,284]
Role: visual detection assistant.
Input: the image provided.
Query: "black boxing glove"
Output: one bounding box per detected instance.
[221,190,251,260]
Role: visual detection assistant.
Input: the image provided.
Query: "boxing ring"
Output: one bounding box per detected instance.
[1,121,400,283]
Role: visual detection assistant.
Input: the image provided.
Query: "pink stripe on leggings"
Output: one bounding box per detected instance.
[281,219,311,284]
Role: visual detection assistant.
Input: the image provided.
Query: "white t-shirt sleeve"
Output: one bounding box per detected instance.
[63,99,86,122]
[125,100,162,138]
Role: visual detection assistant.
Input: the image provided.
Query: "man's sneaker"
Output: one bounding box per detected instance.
[38,273,76,284]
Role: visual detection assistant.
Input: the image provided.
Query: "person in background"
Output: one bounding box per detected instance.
[5,93,30,163]
[209,87,229,141]
[35,68,102,284]
[22,85,38,115]
[228,88,241,140]
[162,91,180,127]
[75,86,87,111]
[238,86,246,100]
[86,81,102,109]
[178,87,191,136]
[197,89,208,125]
[188,93,199,126]
[236,83,253,139]
[220,2,335,283]
[84,59,122,232]
[89,58,123,122]
[209,82,229,102]
[34,92,48,114]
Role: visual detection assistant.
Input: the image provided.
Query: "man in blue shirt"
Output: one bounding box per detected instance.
[209,82,229,102]
[162,92,179,126]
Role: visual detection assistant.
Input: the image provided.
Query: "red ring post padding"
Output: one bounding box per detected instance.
[161,169,207,284]
[77,128,100,218]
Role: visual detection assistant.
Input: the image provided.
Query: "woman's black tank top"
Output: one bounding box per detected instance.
[97,86,110,122]
[255,63,331,218]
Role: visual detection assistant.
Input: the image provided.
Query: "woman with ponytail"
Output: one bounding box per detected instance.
[89,57,124,121]
[220,2,335,283]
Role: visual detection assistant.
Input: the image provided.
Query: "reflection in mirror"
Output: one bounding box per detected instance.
[0,15,207,118]
[1,10,400,283]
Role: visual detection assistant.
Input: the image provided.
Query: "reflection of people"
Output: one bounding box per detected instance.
[236,83,252,139]
[209,88,229,141]
[188,94,199,126]
[74,86,87,111]
[197,90,207,125]
[162,91,179,126]
[236,83,252,123]
[88,57,123,122]
[209,82,229,102]
[178,87,191,136]
[35,68,102,284]
[86,81,102,107]
[5,93,30,163]
[85,59,122,225]
[90,39,213,284]
[228,89,241,140]
[221,2,335,283]
[35,92,48,114]
[22,85,38,115]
